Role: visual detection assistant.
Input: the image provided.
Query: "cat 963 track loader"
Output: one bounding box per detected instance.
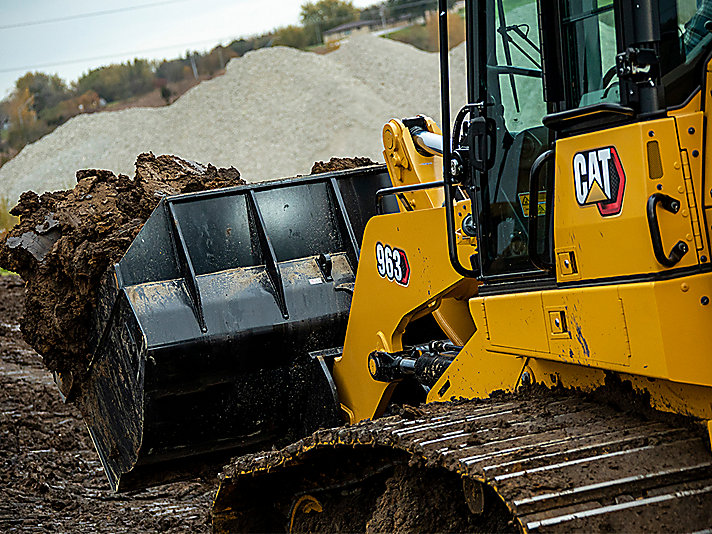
[78,0,712,531]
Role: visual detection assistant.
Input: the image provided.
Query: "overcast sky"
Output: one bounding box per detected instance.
[0,0,375,98]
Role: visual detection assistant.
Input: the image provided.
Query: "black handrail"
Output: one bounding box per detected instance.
[439,0,479,278]
[527,149,555,272]
[376,180,446,214]
[646,193,688,267]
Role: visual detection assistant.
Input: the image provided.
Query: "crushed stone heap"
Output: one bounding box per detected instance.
[0,35,467,203]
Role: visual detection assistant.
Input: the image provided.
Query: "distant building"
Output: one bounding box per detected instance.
[323,20,380,43]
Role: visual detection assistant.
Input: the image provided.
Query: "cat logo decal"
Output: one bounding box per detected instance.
[573,146,626,216]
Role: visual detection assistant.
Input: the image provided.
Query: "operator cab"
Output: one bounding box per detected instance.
[444,0,712,288]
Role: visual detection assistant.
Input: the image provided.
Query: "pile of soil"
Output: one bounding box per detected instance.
[0,153,244,393]
[0,275,213,533]
[310,156,377,174]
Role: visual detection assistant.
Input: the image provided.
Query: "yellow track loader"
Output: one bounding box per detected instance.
[77,0,712,531]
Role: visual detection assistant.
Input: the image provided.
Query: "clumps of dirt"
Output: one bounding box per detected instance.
[310,156,377,174]
[366,465,517,533]
[0,153,244,392]
[290,471,390,534]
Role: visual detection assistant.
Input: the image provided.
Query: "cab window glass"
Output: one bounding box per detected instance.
[561,0,619,107]
[679,0,712,58]
[494,0,547,132]
[479,0,551,277]
[659,0,712,106]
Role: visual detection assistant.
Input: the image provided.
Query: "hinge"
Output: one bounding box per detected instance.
[480,300,490,341]
[680,149,704,251]
[616,47,658,79]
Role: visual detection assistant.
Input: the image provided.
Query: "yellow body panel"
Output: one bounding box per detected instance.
[554,118,705,283]
[332,206,475,422]
[336,69,712,431]
[425,271,712,418]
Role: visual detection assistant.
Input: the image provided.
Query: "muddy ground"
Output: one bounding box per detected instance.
[0,276,213,533]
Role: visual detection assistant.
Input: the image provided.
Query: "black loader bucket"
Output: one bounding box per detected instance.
[80,165,394,491]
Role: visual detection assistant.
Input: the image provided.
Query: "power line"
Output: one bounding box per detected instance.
[0,36,239,74]
[0,0,191,31]
[0,0,446,75]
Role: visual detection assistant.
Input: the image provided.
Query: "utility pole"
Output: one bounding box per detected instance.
[190,53,199,80]
[380,5,386,28]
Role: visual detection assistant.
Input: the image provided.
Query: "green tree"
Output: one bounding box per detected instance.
[160,86,172,105]
[387,0,455,19]
[76,59,154,103]
[3,86,51,150]
[273,25,313,49]
[0,104,9,131]
[156,58,189,83]
[228,34,274,57]
[300,0,358,42]
[359,3,385,23]
[14,72,69,118]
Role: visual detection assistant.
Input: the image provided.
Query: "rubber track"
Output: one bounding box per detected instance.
[220,396,712,532]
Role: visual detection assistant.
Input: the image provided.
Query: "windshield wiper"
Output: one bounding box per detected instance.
[495,0,544,112]
[497,0,520,112]
[498,24,541,69]
[489,65,542,78]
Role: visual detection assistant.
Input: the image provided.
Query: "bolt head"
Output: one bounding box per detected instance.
[521,371,531,386]
[451,159,462,177]
[368,356,378,376]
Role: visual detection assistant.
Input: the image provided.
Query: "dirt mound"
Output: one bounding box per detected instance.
[310,156,378,174]
[0,154,244,392]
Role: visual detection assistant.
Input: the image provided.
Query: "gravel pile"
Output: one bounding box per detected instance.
[0,36,467,203]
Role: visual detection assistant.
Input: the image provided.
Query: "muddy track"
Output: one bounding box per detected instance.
[0,276,213,533]
[216,394,712,533]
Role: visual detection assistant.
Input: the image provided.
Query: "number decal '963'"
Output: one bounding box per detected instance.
[376,242,410,286]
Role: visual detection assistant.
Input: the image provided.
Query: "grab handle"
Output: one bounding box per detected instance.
[527,149,555,271]
[646,193,688,267]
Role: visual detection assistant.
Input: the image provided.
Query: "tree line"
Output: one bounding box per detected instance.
[0,0,444,166]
